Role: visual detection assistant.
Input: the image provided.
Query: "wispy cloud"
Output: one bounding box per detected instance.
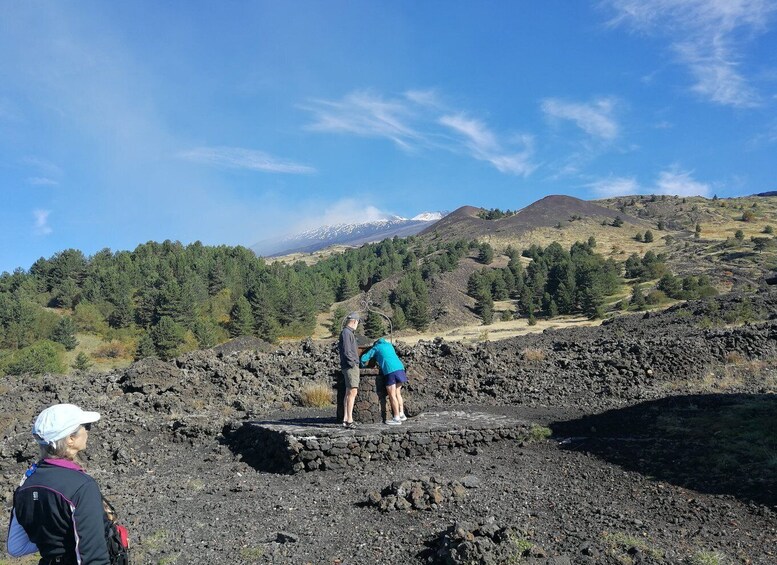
[303,89,537,175]
[26,177,59,186]
[587,166,710,198]
[439,114,536,175]
[586,175,642,197]
[303,90,423,150]
[23,157,63,178]
[748,119,777,148]
[541,97,620,140]
[603,0,776,107]
[403,89,442,108]
[178,147,316,174]
[33,209,52,235]
[654,166,711,196]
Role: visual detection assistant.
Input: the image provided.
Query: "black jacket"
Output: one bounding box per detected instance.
[13,458,110,565]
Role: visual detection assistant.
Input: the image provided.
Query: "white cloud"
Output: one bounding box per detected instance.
[603,0,776,107]
[587,167,711,197]
[27,177,59,186]
[403,89,441,107]
[291,199,395,232]
[654,166,711,196]
[303,90,423,150]
[33,209,52,235]
[303,89,537,176]
[439,114,536,175]
[23,157,63,178]
[586,175,642,197]
[178,147,316,174]
[541,97,620,140]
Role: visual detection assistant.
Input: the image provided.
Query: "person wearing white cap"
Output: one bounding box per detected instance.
[7,403,111,564]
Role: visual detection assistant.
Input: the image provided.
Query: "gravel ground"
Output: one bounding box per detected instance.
[99,408,777,564]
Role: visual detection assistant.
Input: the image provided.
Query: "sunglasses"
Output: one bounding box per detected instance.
[83,423,92,432]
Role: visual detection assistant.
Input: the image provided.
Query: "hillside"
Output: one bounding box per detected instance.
[420,195,644,242]
[594,194,777,288]
[2,194,775,377]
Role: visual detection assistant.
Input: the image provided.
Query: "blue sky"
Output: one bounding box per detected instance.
[1,1,776,272]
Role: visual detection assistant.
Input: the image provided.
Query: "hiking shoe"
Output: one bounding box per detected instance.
[399,413,407,421]
[342,422,349,428]
[346,421,358,429]
[385,417,402,426]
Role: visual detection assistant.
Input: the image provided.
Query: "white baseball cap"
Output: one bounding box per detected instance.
[32,404,101,445]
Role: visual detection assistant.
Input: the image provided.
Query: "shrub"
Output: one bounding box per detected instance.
[741,210,755,222]
[4,340,65,376]
[522,348,545,362]
[527,425,552,442]
[645,290,667,305]
[299,382,333,407]
[93,340,129,359]
[72,301,109,335]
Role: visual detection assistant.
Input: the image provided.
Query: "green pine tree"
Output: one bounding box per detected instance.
[478,243,494,265]
[391,305,407,331]
[192,316,220,348]
[51,316,79,351]
[630,285,646,310]
[229,296,254,337]
[151,316,185,360]
[135,332,157,360]
[330,306,347,337]
[72,351,92,372]
[336,273,359,301]
[364,311,386,338]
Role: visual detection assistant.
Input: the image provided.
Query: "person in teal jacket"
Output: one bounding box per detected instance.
[360,338,408,425]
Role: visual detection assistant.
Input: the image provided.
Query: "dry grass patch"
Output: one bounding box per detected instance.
[395,315,601,346]
[299,381,334,407]
[724,351,746,365]
[93,340,130,359]
[522,348,546,362]
[687,550,728,565]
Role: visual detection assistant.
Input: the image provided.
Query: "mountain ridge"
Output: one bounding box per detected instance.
[251,212,447,257]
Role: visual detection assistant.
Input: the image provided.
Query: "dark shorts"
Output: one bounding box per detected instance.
[385,369,408,386]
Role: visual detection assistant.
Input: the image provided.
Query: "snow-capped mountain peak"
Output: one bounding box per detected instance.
[251,211,447,257]
[411,211,444,221]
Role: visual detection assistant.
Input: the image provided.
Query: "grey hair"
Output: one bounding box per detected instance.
[38,435,72,460]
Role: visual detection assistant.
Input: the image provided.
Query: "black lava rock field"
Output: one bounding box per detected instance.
[1,289,776,564]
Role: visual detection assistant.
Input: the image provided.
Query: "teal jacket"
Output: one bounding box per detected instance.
[360,338,405,375]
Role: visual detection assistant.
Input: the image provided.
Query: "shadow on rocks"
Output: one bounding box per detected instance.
[220,417,338,474]
[550,393,777,508]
